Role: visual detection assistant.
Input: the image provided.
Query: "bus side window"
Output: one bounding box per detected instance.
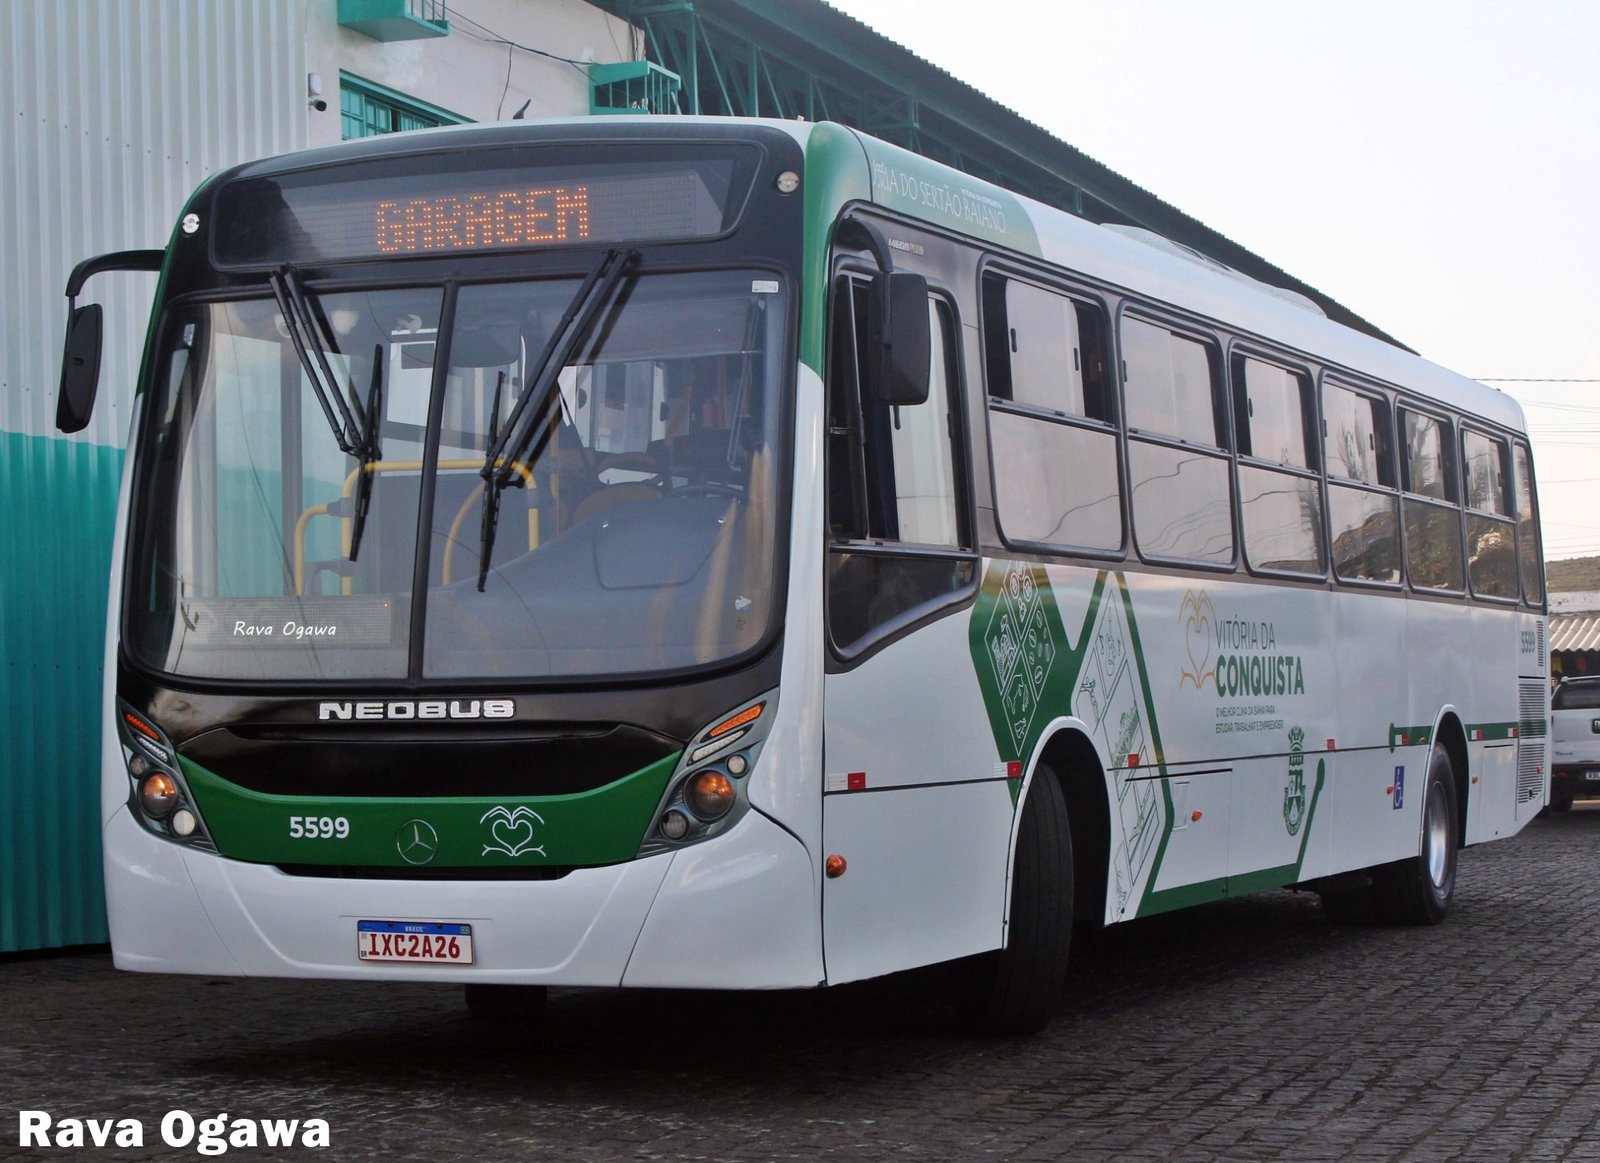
[1463,428,1518,600]
[1323,381,1401,584]
[826,277,974,655]
[1121,314,1233,566]
[1514,441,1543,605]
[1232,353,1323,576]
[982,274,1122,553]
[1399,407,1464,592]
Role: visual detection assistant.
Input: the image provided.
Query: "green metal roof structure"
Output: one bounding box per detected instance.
[588,0,1409,350]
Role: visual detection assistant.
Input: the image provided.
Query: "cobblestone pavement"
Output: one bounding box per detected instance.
[4,808,1599,1163]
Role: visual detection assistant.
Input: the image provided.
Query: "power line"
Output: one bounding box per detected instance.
[1478,377,1600,383]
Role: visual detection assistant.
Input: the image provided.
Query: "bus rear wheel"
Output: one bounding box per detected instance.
[954,765,1074,1034]
[1374,745,1459,925]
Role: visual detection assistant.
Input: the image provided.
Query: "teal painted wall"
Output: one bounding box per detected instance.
[0,431,123,951]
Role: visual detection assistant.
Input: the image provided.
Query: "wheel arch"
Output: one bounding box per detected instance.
[1034,726,1112,932]
[1432,708,1470,848]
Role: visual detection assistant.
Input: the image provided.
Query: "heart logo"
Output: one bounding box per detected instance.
[480,805,546,858]
[1179,590,1216,690]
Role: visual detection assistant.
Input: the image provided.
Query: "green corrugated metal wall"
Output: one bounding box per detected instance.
[0,432,123,950]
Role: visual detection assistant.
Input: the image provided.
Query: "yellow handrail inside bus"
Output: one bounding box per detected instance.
[293,458,535,595]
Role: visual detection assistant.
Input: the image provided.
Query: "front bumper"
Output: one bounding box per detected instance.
[103,803,822,988]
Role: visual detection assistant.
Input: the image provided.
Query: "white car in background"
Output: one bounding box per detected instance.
[1550,676,1600,812]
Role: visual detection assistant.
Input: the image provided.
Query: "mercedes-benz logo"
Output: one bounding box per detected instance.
[396,819,439,865]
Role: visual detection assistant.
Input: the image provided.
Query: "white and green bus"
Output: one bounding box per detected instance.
[61,117,1548,1032]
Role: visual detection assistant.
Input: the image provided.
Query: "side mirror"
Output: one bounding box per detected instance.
[54,248,165,433]
[866,271,931,407]
[56,304,105,434]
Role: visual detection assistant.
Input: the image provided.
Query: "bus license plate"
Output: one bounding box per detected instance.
[357,920,473,964]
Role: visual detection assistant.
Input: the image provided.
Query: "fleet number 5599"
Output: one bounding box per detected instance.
[289,815,350,839]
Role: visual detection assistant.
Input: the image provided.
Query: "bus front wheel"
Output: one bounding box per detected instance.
[954,765,1074,1034]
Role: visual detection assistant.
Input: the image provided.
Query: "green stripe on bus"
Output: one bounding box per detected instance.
[1136,759,1327,918]
[180,752,680,868]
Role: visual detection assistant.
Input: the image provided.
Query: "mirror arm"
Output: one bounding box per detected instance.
[63,249,164,304]
[835,217,897,275]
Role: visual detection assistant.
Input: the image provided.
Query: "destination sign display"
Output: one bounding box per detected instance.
[212,144,756,267]
[374,185,593,254]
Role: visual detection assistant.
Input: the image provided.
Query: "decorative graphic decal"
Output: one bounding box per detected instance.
[1179,590,1217,690]
[970,564,1165,914]
[480,805,546,858]
[1180,596,1305,740]
[970,564,1329,924]
[1080,586,1160,914]
[1283,727,1307,837]
[981,563,1059,753]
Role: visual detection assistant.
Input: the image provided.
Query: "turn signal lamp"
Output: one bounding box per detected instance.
[123,711,161,742]
[709,703,763,738]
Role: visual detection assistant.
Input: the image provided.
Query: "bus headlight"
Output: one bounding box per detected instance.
[138,772,181,818]
[116,701,215,849]
[638,690,777,857]
[685,771,735,820]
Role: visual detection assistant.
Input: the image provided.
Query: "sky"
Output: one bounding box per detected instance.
[825,0,1600,559]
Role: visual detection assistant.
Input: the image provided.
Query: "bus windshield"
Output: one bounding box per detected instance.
[125,267,789,683]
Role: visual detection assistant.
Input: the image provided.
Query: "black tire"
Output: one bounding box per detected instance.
[463,983,548,1022]
[1549,792,1574,814]
[1374,745,1459,925]
[955,766,1074,1034]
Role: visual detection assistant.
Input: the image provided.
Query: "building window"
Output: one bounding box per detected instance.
[340,72,467,140]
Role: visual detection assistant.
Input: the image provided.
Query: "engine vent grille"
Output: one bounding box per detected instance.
[1518,679,1548,804]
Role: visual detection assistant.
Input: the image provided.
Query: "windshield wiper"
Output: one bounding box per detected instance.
[269,266,364,455]
[475,247,640,590]
[346,345,384,562]
[270,267,384,563]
